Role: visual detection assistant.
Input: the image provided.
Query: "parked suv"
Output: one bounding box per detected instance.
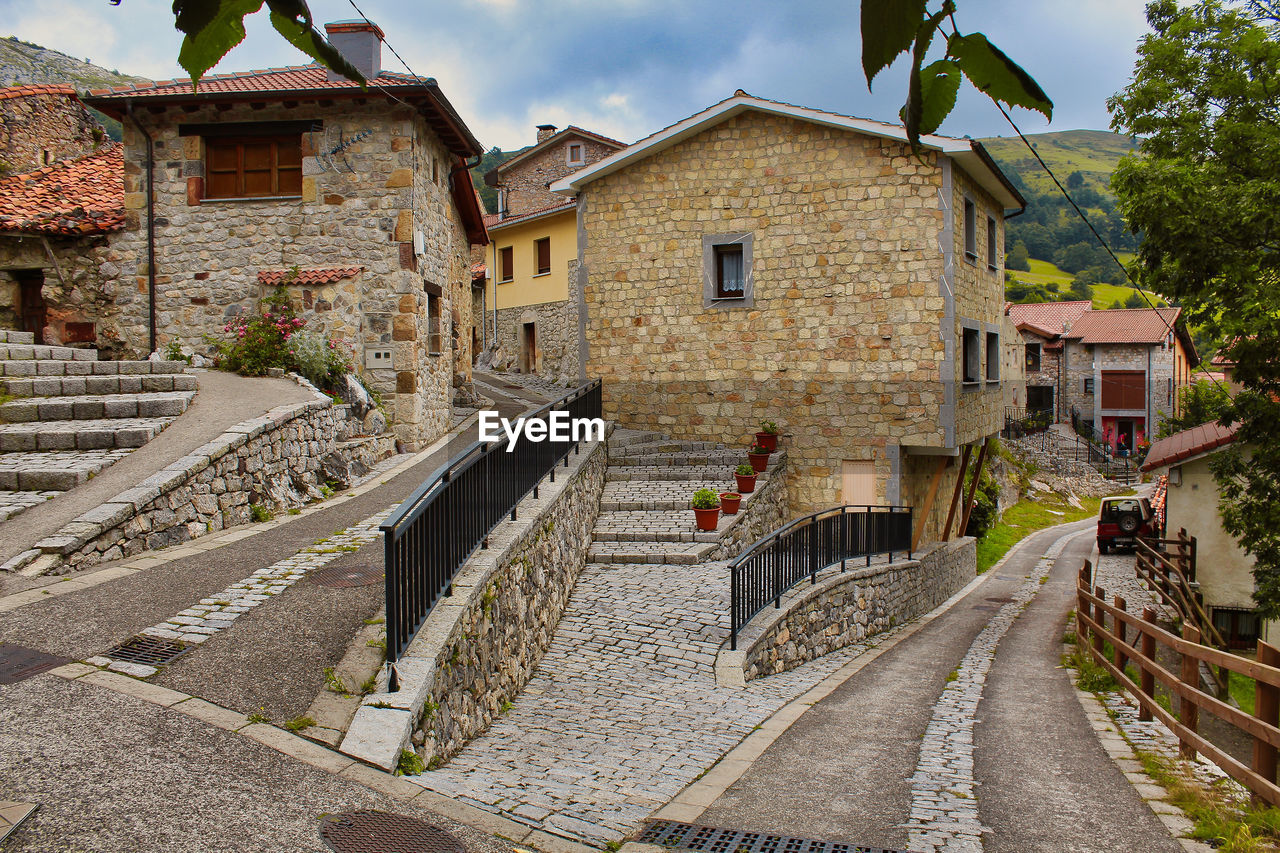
[1097,496,1156,554]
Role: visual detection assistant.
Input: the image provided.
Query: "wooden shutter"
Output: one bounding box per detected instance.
[500,247,514,281]
[536,238,551,275]
[205,136,302,199]
[1102,370,1146,409]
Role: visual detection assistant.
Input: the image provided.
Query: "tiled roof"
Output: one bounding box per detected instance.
[1006,301,1092,336]
[486,200,576,231]
[1063,307,1182,344]
[496,125,628,175]
[86,65,423,99]
[0,84,78,102]
[1142,420,1240,471]
[0,144,124,236]
[471,262,487,280]
[257,267,363,286]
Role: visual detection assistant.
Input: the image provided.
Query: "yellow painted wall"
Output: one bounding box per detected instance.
[1166,454,1255,610]
[485,210,576,310]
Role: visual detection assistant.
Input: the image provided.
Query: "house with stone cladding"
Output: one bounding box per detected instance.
[80,19,490,449]
[550,91,1024,545]
[480,125,625,381]
[0,84,106,175]
[1006,299,1092,421]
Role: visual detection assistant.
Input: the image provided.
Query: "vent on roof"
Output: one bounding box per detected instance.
[324,20,384,83]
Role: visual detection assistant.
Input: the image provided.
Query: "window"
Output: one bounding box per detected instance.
[986,331,999,381]
[715,245,745,299]
[986,215,997,270]
[567,143,584,165]
[1213,607,1260,650]
[962,327,980,383]
[497,189,508,216]
[1084,377,1095,394]
[431,156,438,184]
[1025,343,1042,372]
[963,197,977,261]
[499,246,514,282]
[206,135,302,199]
[535,237,551,276]
[427,292,442,354]
[701,233,753,308]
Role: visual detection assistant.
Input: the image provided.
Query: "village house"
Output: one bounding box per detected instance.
[1006,299,1092,421]
[550,92,1023,543]
[480,125,624,380]
[80,20,489,449]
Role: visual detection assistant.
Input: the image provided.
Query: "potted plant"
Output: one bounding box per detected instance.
[734,464,758,494]
[719,492,742,515]
[747,444,771,473]
[754,420,780,453]
[691,488,720,531]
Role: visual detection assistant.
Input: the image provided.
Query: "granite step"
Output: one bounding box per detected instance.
[605,462,775,482]
[0,390,195,424]
[0,330,35,345]
[612,441,726,457]
[0,359,187,378]
[1,373,197,398]
[0,416,175,451]
[591,509,731,544]
[0,489,59,522]
[0,448,135,490]
[606,429,667,451]
[585,541,717,566]
[600,479,738,511]
[0,344,98,361]
[607,450,746,468]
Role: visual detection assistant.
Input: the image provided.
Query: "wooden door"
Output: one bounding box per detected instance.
[15,270,45,344]
[841,460,877,507]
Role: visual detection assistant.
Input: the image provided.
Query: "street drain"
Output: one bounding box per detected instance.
[102,635,188,667]
[0,643,68,685]
[319,811,465,853]
[637,820,915,853]
[985,596,1015,603]
[309,564,383,588]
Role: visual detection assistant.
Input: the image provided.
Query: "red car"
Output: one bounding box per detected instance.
[1097,496,1157,554]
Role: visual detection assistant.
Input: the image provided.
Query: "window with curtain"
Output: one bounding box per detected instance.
[715,244,745,299]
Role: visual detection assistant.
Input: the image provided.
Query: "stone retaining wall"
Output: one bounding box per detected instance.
[712,453,789,560]
[342,433,608,771]
[730,537,975,682]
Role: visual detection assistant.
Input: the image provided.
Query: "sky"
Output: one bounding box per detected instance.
[1,0,1152,151]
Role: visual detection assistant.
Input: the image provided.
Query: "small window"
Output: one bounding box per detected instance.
[535,237,551,275]
[986,332,999,381]
[427,292,442,354]
[986,215,997,270]
[962,327,980,383]
[963,198,977,261]
[567,143,584,165]
[702,233,753,308]
[497,188,508,216]
[715,245,745,299]
[1085,377,1095,394]
[499,246,514,283]
[1025,343,1041,372]
[431,156,438,184]
[206,135,302,199]
[1168,377,1174,407]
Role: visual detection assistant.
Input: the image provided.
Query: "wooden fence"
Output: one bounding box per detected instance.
[1077,560,1280,806]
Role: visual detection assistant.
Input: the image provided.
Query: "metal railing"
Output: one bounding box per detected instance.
[1001,406,1053,439]
[729,504,912,650]
[381,379,603,673]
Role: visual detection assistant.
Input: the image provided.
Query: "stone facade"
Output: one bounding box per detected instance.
[489,258,583,384]
[496,128,623,217]
[570,107,1010,536]
[1020,328,1062,415]
[1063,339,1184,446]
[0,233,123,353]
[0,86,104,175]
[735,537,975,680]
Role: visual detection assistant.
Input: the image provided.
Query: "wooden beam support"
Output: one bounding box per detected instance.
[958,438,991,538]
[941,444,973,542]
[912,456,950,552]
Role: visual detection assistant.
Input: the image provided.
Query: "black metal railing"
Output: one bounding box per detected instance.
[729,504,913,650]
[381,379,603,673]
[1001,406,1053,439]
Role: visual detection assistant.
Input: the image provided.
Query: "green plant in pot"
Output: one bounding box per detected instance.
[691,487,721,531]
[734,463,758,494]
[747,444,771,473]
[719,492,742,515]
[755,420,780,453]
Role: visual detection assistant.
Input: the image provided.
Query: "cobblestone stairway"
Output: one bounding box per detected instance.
[0,329,193,521]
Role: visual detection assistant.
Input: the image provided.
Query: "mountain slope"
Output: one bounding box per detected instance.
[978,129,1140,197]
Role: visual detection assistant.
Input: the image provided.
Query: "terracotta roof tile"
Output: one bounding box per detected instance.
[0,84,78,102]
[86,65,426,99]
[0,144,124,236]
[1063,307,1182,345]
[486,200,576,230]
[1005,301,1092,336]
[1142,420,1240,471]
[257,267,363,286]
[471,262,486,279]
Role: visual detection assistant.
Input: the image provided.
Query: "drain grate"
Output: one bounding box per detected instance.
[102,635,188,667]
[319,811,465,853]
[0,644,68,685]
[309,564,383,588]
[637,821,916,853]
[985,596,1015,604]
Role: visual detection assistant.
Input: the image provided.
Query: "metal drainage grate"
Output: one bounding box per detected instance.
[637,820,916,853]
[319,810,465,853]
[985,596,1015,604]
[102,635,188,667]
[309,564,383,589]
[0,643,68,685]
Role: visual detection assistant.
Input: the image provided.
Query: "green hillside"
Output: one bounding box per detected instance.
[979,129,1140,197]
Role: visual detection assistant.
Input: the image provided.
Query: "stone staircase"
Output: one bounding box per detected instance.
[588,430,779,565]
[0,329,194,521]
[1044,424,1139,485]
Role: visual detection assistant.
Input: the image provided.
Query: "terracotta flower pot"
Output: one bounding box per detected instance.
[754,432,778,452]
[735,472,757,493]
[693,506,720,532]
[747,451,770,473]
[719,492,742,514]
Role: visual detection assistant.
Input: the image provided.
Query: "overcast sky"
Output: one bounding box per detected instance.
[2,0,1151,151]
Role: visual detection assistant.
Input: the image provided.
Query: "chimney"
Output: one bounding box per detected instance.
[324,20,384,82]
[536,124,557,143]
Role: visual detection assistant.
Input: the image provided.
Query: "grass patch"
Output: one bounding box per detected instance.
[1137,748,1280,852]
[976,493,1102,573]
[322,667,349,695]
[283,715,315,732]
[1229,668,1257,717]
[395,749,425,777]
[249,503,272,523]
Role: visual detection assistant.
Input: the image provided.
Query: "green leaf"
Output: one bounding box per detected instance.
[267,6,366,86]
[949,32,1053,120]
[917,59,962,135]
[899,9,947,153]
[861,0,927,87]
[176,0,265,89]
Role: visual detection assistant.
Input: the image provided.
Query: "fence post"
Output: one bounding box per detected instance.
[1114,595,1128,675]
[1140,606,1157,722]
[1254,640,1280,802]
[1180,623,1202,760]
[1093,585,1107,657]
[1081,559,1093,588]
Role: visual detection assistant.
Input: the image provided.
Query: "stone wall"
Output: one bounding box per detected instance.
[711,452,788,559]
[732,537,975,681]
[341,433,608,771]
[0,88,104,175]
[0,233,123,354]
[499,132,620,216]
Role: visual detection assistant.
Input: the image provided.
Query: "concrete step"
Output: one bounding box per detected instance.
[606,462,775,482]
[606,429,667,451]
[612,441,726,457]
[0,449,134,490]
[600,479,738,511]
[0,390,195,423]
[591,509,729,544]
[0,330,35,345]
[586,541,716,566]
[0,416,174,451]
[0,489,58,523]
[0,344,97,361]
[1,373,198,398]
[0,359,187,377]
[607,450,746,468]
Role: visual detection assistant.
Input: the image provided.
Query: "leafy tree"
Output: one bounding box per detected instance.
[1066,170,1085,189]
[1006,240,1031,271]
[1156,380,1233,438]
[1054,241,1105,274]
[1110,0,1280,616]
[1123,291,1146,309]
[1067,273,1094,301]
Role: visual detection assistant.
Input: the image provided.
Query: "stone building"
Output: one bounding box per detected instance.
[551,92,1023,543]
[1006,300,1091,419]
[481,126,624,381]
[82,20,489,448]
[0,84,105,175]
